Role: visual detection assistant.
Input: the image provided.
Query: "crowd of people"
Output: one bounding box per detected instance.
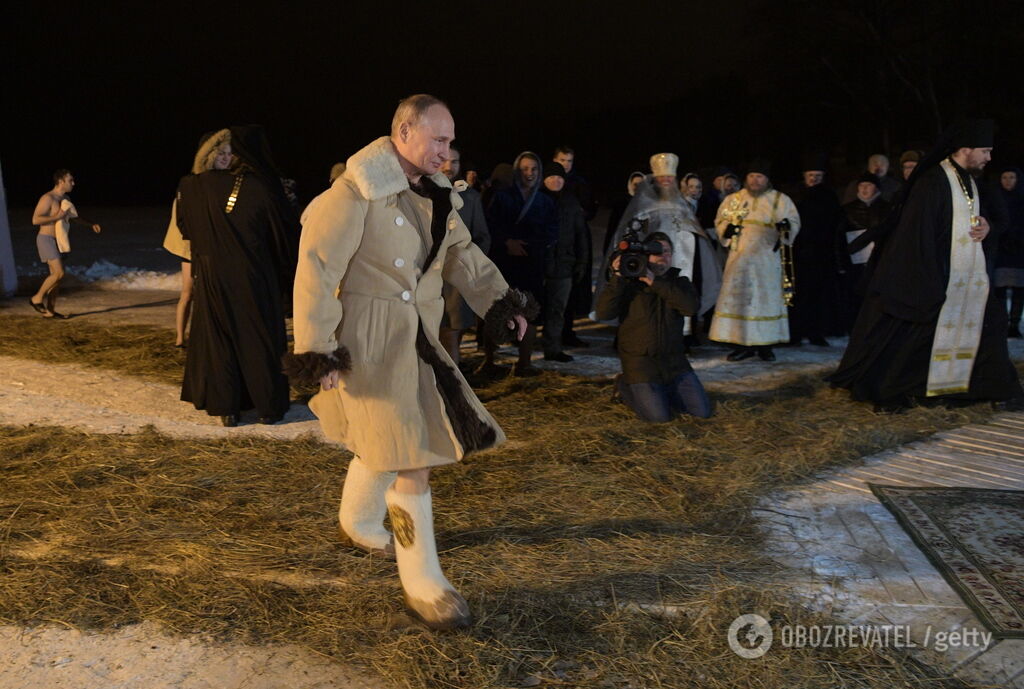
[27,94,1024,630]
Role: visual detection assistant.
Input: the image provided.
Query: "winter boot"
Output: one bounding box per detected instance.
[386,487,472,629]
[338,457,397,558]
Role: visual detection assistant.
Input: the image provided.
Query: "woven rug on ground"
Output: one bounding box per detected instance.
[869,484,1024,638]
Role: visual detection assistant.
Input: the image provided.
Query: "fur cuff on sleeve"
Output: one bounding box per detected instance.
[483,288,541,346]
[282,347,352,387]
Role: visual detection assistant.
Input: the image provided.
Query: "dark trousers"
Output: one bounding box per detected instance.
[543,277,572,354]
[617,371,713,422]
[997,286,1024,330]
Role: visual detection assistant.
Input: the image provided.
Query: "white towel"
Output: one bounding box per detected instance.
[56,199,77,253]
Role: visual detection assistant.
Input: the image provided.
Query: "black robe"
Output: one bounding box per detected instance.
[836,196,892,333]
[789,183,843,340]
[830,162,1022,406]
[176,170,294,417]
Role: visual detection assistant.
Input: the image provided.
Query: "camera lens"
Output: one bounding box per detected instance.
[622,254,646,278]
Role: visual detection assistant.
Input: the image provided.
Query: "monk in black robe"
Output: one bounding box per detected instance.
[830,120,1022,411]
[788,156,843,345]
[176,125,298,425]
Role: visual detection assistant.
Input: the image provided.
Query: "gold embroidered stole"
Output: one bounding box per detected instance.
[926,159,989,396]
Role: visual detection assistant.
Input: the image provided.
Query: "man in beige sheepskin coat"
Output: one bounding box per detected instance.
[285,94,535,629]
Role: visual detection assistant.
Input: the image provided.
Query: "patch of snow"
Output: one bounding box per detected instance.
[17,260,181,290]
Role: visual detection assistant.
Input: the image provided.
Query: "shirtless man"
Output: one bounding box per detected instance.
[30,170,101,318]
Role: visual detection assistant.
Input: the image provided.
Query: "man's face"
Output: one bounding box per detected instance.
[1002,171,1018,191]
[465,169,478,186]
[518,157,539,187]
[649,240,672,275]
[654,175,676,189]
[962,147,993,173]
[803,171,824,187]
[745,173,768,194]
[440,150,461,181]
[58,174,75,193]
[395,104,454,176]
[723,176,740,193]
[554,152,574,174]
[213,143,233,171]
[543,175,564,192]
[868,155,889,176]
[901,161,917,180]
[856,182,879,202]
[683,177,703,199]
[628,175,643,196]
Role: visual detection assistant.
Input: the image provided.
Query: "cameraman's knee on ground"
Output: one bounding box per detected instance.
[672,371,714,418]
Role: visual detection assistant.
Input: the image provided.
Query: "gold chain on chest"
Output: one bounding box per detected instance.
[946,158,976,222]
[225,174,244,213]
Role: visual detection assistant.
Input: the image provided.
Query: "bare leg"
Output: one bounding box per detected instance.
[175,262,194,346]
[393,467,430,494]
[32,257,65,315]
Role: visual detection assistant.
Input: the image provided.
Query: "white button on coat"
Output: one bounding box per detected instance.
[394,258,405,268]
[394,216,405,226]
[401,291,411,301]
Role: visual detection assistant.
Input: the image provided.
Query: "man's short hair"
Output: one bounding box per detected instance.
[53,169,71,185]
[553,145,574,157]
[391,94,449,137]
[647,231,673,250]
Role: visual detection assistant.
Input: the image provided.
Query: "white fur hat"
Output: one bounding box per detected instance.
[650,152,679,177]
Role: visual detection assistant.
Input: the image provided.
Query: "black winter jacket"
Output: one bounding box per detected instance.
[595,268,698,383]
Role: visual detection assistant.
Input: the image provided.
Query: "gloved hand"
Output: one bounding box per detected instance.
[773,219,790,252]
[722,224,741,241]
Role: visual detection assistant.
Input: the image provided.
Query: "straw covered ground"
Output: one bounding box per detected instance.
[0,314,186,385]
[1,315,1005,688]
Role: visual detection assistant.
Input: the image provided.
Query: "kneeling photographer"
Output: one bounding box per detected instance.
[595,231,714,422]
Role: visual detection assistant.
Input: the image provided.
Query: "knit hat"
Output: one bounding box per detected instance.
[899,150,922,165]
[856,172,881,188]
[544,161,567,180]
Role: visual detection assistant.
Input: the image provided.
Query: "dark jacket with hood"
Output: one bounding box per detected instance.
[486,152,558,295]
[996,166,1024,272]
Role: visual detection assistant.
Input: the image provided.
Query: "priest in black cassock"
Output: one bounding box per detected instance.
[788,153,843,345]
[830,119,1023,411]
[176,125,299,426]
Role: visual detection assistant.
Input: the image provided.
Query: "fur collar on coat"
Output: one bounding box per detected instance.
[344,136,460,208]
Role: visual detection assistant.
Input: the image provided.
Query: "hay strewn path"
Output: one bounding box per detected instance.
[0,621,378,689]
[4,297,1024,688]
[0,354,322,439]
[0,343,852,440]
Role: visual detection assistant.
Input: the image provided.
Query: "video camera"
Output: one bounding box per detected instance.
[612,218,664,278]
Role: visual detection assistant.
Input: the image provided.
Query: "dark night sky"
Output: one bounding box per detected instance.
[3,1,1022,208]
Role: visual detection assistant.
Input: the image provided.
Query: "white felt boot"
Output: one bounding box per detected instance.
[385,486,472,629]
[338,457,397,558]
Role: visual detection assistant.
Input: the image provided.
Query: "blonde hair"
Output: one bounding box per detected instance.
[390,94,449,137]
